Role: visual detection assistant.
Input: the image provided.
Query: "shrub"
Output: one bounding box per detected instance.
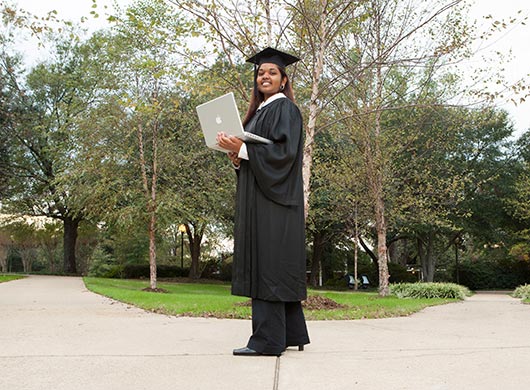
[88,246,121,278]
[456,257,530,290]
[323,276,348,289]
[388,262,418,283]
[200,259,233,281]
[357,262,417,285]
[218,261,232,281]
[102,265,124,279]
[390,282,471,300]
[513,284,530,300]
[201,259,222,279]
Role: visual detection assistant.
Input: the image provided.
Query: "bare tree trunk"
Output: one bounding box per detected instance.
[419,233,436,282]
[353,204,359,290]
[388,240,397,264]
[264,0,272,45]
[19,247,35,273]
[186,223,205,279]
[188,238,202,279]
[63,216,79,274]
[149,119,159,289]
[43,242,59,274]
[138,118,159,290]
[148,212,157,288]
[362,113,390,295]
[374,194,390,295]
[309,231,325,287]
[0,246,8,273]
[302,0,329,220]
[372,4,390,296]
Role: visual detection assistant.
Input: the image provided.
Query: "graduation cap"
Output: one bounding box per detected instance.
[246,47,301,69]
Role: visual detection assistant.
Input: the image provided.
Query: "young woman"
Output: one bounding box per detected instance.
[216,47,310,357]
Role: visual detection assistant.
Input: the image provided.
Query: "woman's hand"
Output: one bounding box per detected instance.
[227,152,241,168]
[216,132,244,153]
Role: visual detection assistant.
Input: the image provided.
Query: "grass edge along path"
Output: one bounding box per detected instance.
[0,274,25,283]
[83,277,458,320]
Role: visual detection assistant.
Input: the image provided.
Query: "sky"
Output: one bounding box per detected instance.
[8,0,530,138]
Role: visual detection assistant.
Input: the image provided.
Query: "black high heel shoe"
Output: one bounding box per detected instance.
[233,347,261,356]
[298,345,304,351]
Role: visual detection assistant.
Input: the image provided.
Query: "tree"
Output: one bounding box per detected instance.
[287,0,366,218]
[35,221,63,273]
[69,0,196,288]
[323,0,480,294]
[306,120,372,287]
[4,220,39,273]
[68,1,237,282]
[0,23,107,274]
[386,104,466,281]
[151,88,236,278]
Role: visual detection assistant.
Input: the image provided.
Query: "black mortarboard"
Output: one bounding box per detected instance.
[246,47,300,69]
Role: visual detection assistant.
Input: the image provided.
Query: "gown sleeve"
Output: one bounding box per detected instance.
[246,99,303,206]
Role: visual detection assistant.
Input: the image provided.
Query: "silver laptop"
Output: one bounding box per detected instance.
[196,92,272,152]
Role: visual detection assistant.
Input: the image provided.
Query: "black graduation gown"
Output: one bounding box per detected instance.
[231,97,307,302]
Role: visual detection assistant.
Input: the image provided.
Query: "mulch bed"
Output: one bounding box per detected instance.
[141,287,169,293]
[303,295,347,310]
[235,295,346,310]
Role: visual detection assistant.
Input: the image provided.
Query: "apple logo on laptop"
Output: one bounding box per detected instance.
[215,115,222,125]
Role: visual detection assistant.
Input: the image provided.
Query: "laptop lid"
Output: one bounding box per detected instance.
[196,92,271,152]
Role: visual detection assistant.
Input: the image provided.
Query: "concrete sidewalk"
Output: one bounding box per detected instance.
[1,276,529,390]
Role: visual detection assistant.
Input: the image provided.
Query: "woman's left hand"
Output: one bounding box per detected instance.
[216,132,244,153]
[227,152,241,168]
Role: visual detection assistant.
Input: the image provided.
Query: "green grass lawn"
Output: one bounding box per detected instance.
[0,274,25,283]
[83,277,457,320]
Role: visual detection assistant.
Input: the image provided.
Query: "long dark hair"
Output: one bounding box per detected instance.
[242,66,295,127]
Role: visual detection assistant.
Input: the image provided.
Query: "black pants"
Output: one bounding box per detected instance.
[247,299,310,355]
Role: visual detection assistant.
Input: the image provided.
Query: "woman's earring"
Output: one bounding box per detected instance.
[280,84,285,91]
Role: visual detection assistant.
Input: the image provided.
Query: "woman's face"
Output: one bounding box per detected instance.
[257,63,286,100]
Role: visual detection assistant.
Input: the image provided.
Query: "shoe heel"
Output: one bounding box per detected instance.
[298,345,304,351]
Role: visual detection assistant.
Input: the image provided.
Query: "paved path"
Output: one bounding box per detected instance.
[1,275,529,390]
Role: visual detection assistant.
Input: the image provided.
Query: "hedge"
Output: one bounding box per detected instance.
[513,284,530,300]
[390,282,472,300]
[456,259,530,290]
